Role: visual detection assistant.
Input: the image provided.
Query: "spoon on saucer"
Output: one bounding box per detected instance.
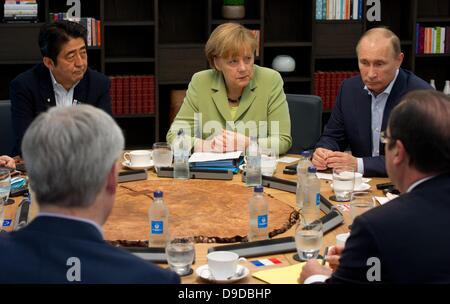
[226,267,245,280]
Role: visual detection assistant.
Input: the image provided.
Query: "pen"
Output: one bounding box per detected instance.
[322,246,329,265]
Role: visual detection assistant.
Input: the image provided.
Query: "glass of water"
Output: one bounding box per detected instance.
[294,217,323,261]
[0,168,11,229]
[332,166,355,202]
[350,191,375,223]
[165,236,195,276]
[152,142,173,171]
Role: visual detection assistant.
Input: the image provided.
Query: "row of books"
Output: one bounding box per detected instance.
[314,71,359,110]
[416,25,450,54]
[4,0,38,22]
[315,0,363,20]
[49,13,101,47]
[110,75,155,115]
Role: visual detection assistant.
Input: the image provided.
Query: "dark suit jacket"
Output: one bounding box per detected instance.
[10,63,112,155]
[0,216,180,284]
[315,69,431,176]
[328,173,450,283]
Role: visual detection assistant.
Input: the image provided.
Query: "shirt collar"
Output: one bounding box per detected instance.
[406,175,437,193]
[364,69,399,97]
[49,70,79,92]
[37,212,103,237]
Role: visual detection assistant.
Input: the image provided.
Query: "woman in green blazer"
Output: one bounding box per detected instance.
[167,23,292,155]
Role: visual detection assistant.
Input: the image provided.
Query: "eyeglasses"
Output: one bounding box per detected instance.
[380,131,392,144]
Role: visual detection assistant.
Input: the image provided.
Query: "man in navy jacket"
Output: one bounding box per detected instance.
[0,105,180,284]
[10,20,111,156]
[301,90,450,283]
[313,28,431,177]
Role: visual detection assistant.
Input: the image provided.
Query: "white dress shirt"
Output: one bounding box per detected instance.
[50,71,79,107]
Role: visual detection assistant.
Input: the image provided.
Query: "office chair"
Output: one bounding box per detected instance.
[0,100,14,156]
[286,94,322,154]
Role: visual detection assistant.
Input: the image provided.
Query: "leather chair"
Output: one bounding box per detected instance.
[0,100,14,156]
[286,94,322,154]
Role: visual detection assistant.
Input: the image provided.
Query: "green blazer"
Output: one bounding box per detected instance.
[166,65,292,154]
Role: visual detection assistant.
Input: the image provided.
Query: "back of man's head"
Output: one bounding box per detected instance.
[388,90,450,174]
[39,20,87,64]
[22,105,124,208]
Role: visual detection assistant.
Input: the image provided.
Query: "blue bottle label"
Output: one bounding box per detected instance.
[2,219,11,227]
[151,221,164,234]
[258,215,268,228]
[316,193,321,206]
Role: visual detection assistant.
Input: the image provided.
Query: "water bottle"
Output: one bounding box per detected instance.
[248,185,268,242]
[443,80,450,96]
[295,150,312,209]
[173,129,190,179]
[246,136,261,186]
[302,166,321,223]
[430,79,436,90]
[148,191,169,247]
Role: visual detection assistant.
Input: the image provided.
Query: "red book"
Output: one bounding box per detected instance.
[116,76,123,115]
[109,76,116,114]
[122,76,130,114]
[97,20,101,47]
[136,76,143,114]
[129,76,137,114]
[419,25,425,54]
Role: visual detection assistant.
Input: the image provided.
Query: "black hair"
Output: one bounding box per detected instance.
[387,90,450,174]
[38,20,87,64]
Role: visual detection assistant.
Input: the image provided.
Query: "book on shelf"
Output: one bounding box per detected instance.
[4,0,38,22]
[110,75,155,116]
[250,30,260,57]
[416,24,450,54]
[49,13,101,47]
[314,71,359,111]
[316,0,361,20]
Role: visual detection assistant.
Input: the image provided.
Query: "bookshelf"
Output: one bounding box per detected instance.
[0,0,449,149]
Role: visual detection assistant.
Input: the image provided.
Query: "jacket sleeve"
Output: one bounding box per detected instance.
[96,75,112,115]
[315,83,348,152]
[10,78,35,156]
[327,215,383,283]
[362,155,387,177]
[258,71,292,155]
[166,73,200,147]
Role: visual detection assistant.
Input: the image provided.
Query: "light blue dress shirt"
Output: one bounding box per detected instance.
[357,69,399,174]
[50,71,79,107]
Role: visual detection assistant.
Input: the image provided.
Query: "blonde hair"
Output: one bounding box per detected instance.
[205,23,257,70]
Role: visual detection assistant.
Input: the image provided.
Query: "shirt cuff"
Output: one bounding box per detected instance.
[304,274,330,284]
[356,158,364,175]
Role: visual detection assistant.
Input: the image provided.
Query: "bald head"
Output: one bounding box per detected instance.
[356,27,401,58]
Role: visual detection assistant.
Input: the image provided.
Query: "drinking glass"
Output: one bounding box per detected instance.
[350,191,375,223]
[165,236,195,276]
[332,166,355,202]
[260,147,278,176]
[294,216,323,261]
[152,142,173,171]
[0,168,11,229]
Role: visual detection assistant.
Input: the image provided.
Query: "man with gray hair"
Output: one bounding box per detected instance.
[0,105,180,284]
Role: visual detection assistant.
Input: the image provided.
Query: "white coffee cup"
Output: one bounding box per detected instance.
[206,251,246,280]
[336,232,350,247]
[123,150,152,166]
[354,173,363,188]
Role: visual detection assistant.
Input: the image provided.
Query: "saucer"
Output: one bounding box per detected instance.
[122,160,154,170]
[195,264,249,283]
[330,183,371,191]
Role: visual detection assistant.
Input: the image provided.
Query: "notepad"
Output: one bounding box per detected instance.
[252,263,305,284]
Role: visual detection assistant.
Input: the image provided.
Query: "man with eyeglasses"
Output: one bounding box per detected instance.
[312,27,431,177]
[300,90,450,283]
[10,20,112,156]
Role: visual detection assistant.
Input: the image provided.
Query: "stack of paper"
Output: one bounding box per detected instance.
[252,263,305,284]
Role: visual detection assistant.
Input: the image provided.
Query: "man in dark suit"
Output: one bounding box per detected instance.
[300,90,450,283]
[0,105,180,284]
[312,28,431,177]
[10,20,111,156]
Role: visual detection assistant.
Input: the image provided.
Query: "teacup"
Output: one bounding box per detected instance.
[206,251,246,280]
[354,173,363,188]
[123,150,152,167]
[336,232,350,247]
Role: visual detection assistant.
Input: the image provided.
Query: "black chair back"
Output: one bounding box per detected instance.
[286,94,322,153]
[0,100,14,156]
